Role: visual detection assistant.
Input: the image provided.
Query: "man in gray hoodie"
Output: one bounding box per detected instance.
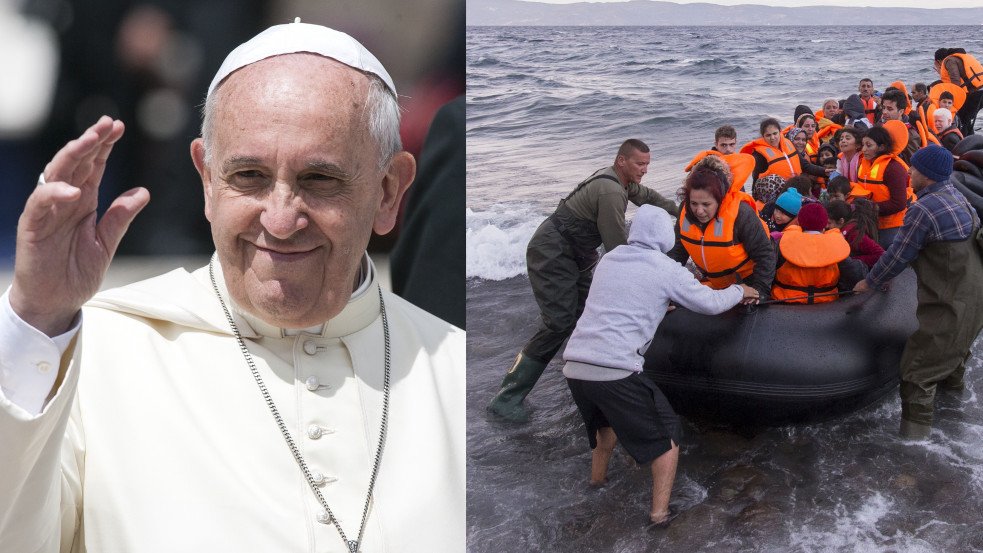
[562,204,757,525]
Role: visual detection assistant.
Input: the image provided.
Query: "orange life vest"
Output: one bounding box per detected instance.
[805,135,820,164]
[915,118,942,148]
[862,96,878,124]
[684,149,723,172]
[815,123,842,144]
[740,138,801,180]
[772,226,851,304]
[678,189,765,290]
[856,155,915,229]
[939,126,964,143]
[940,53,983,90]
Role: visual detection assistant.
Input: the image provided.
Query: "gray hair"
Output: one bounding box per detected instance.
[200,70,402,170]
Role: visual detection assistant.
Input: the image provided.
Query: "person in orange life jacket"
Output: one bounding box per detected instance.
[684,125,739,174]
[879,89,920,164]
[771,202,863,304]
[933,108,963,153]
[936,90,964,131]
[489,139,679,422]
[743,118,801,183]
[842,94,874,131]
[855,145,983,439]
[796,113,821,163]
[817,98,841,123]
[713,125,738,155]
[859,125,911,249]
[935,47,983,136]
[561,204,758,527]
[834,126,863,183]
[826,198,885,274]
[667,155,775,302]
[825,175,852,203]
[786,127,829,185]
[858,78,880,125]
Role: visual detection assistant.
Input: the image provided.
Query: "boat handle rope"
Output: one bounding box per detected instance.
[741,290,858,313]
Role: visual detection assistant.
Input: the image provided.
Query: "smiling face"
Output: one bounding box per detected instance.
[191,54,413,328]
[762,124,781,148]
[791,132,808,152]
[688,188,720,224]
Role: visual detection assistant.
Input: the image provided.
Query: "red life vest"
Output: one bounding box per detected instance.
[772,226,851,304]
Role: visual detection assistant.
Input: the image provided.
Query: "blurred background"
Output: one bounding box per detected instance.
[0,0,464,264]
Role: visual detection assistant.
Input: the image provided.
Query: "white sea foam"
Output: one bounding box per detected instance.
[785,493,941,553]
[466,207,542,281]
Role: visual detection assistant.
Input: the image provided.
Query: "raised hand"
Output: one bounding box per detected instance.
[9,116,150,336]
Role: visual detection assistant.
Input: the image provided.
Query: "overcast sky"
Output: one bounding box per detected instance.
[524,0,978,7]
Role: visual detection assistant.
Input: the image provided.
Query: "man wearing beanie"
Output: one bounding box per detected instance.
[856,144,983,440]
[771,203,861,304]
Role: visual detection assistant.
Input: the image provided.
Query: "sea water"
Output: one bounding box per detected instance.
[467,26,983,552]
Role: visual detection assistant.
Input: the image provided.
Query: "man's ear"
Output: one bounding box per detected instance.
[191,138,214,222]
[373,151,416,235]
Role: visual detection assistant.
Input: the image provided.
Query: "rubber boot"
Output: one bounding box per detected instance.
[899,418,932,441]
[487,353,548,422]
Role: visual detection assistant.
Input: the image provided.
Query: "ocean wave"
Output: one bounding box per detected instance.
[466,208,541,281]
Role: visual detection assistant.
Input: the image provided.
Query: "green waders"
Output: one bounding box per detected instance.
[488,215,593,421]
[900,233,983,438]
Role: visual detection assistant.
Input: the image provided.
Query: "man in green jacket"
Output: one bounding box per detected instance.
[489,139,678,422]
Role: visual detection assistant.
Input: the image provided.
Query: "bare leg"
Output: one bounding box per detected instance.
[590,427,617,486]
[650,440,679,522]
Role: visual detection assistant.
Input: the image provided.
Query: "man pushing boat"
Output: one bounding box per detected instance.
[488,139,678,422]
[855,145,983,440]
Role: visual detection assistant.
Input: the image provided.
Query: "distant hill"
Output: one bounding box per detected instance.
[466,0,983,26]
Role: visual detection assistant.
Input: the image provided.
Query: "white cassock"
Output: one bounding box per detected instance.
[0,255,465,553]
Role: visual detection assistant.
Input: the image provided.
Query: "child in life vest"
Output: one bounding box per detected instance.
[769,188,801,236]
[826,176,851,203]
[771,203,864,303]
[826,198,885,273]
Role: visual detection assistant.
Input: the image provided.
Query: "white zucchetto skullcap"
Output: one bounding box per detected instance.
[207,18,396,99]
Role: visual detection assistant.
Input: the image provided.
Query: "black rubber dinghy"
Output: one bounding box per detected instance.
[643,269,918,426]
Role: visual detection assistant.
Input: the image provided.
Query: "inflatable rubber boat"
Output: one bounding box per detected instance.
[644,136,983,426]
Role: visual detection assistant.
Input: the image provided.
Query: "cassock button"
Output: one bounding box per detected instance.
[316,510,331,524]
[312,472,338,486]
[305,376,320,391]
[307,425,323,440]
[303,340,318,355]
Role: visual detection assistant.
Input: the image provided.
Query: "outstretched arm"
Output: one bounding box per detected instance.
[9,116,149,337]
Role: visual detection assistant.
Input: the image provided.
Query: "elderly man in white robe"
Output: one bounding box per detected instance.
[0,21,464,553]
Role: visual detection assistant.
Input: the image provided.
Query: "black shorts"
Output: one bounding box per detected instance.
[567,373,680,465]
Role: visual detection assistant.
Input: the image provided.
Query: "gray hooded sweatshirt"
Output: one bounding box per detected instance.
[563,204,744,381]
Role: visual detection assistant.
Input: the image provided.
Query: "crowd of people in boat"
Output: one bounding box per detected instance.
[673,47,983,305]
